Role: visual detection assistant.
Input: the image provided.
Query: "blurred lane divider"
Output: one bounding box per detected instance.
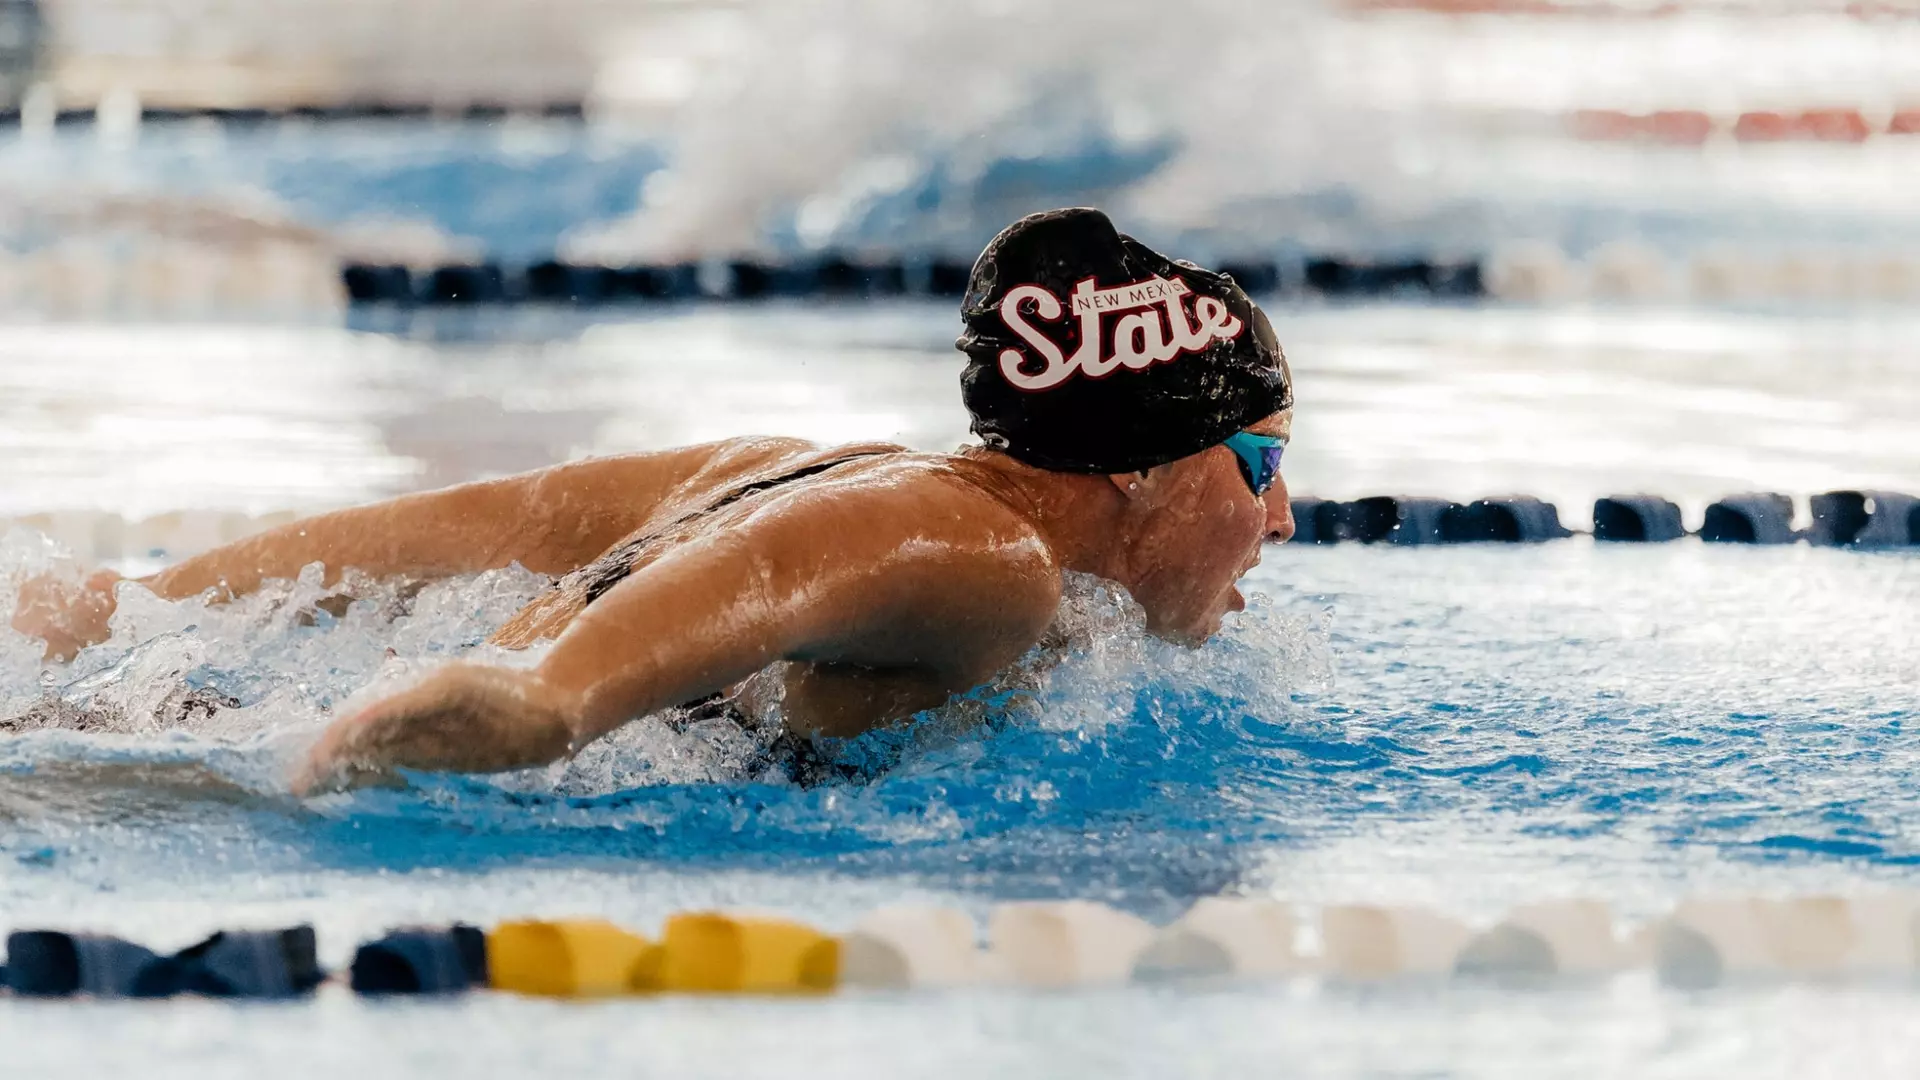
[0,242,344,317]
[6,242,1910,314]
[10,897,1920,1000]
[337,255,1486,307]
[1488,244,1920,305]
[5,926,322,998]
[1573,107,1920,144]
[1640,896,1920,989]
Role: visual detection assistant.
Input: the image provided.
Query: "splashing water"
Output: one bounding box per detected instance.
[0,531,1335,850]
[565,0,1920,265]
[569,0,1398,262]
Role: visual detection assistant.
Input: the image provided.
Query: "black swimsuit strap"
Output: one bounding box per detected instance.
[572,448,895,605]
[570,446,900,786]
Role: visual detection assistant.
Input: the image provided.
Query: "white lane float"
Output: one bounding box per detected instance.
[839,906,982,989]
[1132,896,1299,981]
[1454,900,1625,978]
[1587,241,1673,303]
[1485,242,1578,303]
[1641,894,1920,987]
[986,900,1155,988]
[1317,904,1474,978]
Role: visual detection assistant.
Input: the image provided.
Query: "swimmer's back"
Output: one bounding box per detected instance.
[491,440,1058,652]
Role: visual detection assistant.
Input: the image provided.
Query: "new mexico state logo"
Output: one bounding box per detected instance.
[996,275,1246,392]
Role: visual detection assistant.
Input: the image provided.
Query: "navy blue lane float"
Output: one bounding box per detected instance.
[341,264,414,305]
[1358,496,1455,545]
[5,932,163,997]
[1808,490,1920,548]
[1290,496,1567,545]
[339,255,1488,307]
[1700,493,1798,544]
[424,265,509,306]
[1442,498,1572,543]
[350,926,489,995]
[1593,496,1686,542]
[1303,258,1484,299]
[3,928,322,998]
[142,928,326,998]
[1287,497,1344,545]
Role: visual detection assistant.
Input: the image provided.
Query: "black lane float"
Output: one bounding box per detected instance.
[1289,492,1920,546]
[338,255,1490,307]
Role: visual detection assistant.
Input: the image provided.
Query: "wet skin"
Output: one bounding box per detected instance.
[9,413,1293,794]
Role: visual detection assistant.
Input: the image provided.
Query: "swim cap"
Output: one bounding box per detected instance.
[958,207,1292,475]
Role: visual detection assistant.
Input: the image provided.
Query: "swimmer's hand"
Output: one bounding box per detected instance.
[290,664,577,797]
[9,570,123,662]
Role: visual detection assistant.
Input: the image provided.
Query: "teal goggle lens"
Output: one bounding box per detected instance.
[1222,431,1286,497]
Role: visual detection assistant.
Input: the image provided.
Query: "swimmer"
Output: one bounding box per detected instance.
[8,208,1295,793]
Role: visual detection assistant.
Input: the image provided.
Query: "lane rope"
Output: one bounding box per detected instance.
[9,895,1920,998]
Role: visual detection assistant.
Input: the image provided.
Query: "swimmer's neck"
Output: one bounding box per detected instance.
[950,446,1143,586]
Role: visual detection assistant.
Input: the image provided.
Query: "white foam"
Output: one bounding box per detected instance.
[569,0,1374,261]
[0,522,1335,800]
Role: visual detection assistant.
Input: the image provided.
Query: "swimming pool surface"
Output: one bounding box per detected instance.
[1,303,1918,1078]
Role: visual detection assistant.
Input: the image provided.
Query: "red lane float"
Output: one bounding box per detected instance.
[1732,108,1872,143]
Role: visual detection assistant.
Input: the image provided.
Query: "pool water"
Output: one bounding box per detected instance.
[1,303,1918,1078]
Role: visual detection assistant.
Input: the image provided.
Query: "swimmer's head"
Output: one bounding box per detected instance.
[957,207,1292,475]
[1100,406,1295,643]
[957,208,1295,642]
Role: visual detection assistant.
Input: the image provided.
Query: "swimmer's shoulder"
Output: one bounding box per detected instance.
[777,450,1065,608]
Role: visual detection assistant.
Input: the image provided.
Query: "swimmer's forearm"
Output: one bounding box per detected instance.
[535,545,796,743]
[140,489,535,600]
[142,446,735,601]
[294,664,574,793]
[295,572,791,790]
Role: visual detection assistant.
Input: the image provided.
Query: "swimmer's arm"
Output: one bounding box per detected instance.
[15,479,584,663]
[294,498,1056,784]
[537,514,1057,750]
[14,440,808,661]
[142,445,735,600]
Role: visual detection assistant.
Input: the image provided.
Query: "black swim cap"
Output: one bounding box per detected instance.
[958,208,1292,475]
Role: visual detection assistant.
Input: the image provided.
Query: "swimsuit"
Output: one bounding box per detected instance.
[671,692,871,788]
[546,445,899,608]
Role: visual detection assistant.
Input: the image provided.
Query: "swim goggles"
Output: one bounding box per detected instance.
[1222,431,1286,497]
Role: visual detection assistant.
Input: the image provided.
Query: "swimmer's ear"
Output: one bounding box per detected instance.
[1108,467,1170,501]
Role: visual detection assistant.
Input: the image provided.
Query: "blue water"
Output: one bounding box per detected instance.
[1,538,1918,1078]
[4,541,1917,920]
[0,121,664,261]
[0,301,1917,1077]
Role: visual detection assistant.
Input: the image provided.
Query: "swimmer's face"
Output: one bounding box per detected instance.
[1111,409,1294,644]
